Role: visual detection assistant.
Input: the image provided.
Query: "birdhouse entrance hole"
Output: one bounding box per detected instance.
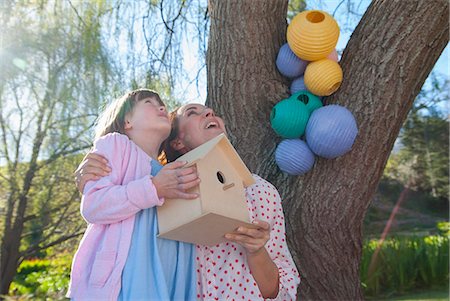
[217,171,225,184]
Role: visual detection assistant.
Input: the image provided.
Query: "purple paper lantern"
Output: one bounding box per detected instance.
[275,139,315,175]
[305,105,358,159]
[290,76,307,94]
[276,43,308,78]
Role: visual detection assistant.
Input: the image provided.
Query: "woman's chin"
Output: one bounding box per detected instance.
[206,128,225,139]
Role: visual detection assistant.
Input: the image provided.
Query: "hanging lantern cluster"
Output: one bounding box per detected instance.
[272,10,358,176]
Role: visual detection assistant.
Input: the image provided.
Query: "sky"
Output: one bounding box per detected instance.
[178,0,448,107]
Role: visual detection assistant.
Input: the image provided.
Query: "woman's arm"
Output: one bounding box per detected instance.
[77,134,200,224]
[225,175,300,300]
[74,153,111,193]
[225,221,280,298]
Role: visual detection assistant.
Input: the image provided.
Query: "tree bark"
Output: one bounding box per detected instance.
[206,0,448,300]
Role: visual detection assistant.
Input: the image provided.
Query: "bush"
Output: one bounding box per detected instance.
[361,232,449,297]
[9,253,72,300]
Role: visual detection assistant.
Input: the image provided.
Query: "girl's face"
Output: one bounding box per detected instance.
[125,97,170,138]
[174,104,226,152]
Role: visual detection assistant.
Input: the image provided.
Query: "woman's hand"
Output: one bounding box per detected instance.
[152,161,201,200]
[226,220,279,298]
[224,220,271,254]
[74,153,111,192]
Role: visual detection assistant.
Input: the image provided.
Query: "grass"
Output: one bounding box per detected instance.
[362,178,449,300]
[368,289,449,301]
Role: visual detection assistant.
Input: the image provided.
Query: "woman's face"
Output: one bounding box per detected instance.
[173,104,226,152]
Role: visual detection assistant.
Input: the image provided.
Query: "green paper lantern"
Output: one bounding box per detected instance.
[270,98,310,138]
[289,91,323,114]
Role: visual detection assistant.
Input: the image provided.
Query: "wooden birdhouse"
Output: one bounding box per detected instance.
[157,133,256,246]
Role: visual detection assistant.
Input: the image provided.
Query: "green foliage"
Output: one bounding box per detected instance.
[384,73,449,201]
[0,0,201,294]
[287,0,307,21]
[0,0,116,293]
[436,222,450,237]
[9,253,72,300]
[361,232,449,298]
[18,154,86,257]
[399,112,448,199]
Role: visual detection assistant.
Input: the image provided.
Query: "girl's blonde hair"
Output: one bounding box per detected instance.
[95,89,164,139]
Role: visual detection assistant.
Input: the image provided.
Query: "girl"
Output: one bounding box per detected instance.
[67,89,200,300]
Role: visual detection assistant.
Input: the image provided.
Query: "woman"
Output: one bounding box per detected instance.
[75,103,300,300]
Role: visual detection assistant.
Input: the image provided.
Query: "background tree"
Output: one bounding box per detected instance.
[0,0,203,294]
[206,0,448,300]
[391,74,449,199]
[0,1,115,294]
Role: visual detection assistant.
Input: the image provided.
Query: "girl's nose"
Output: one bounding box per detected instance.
[159,106,167,113]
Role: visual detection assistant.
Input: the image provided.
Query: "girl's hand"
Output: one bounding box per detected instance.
[224,220,271,255]
[152,161,200,200]
[74,152,111,192]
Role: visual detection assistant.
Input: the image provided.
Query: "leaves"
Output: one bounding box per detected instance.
[384,73,449,200]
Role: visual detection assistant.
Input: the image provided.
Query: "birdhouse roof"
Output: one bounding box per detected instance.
[176,133,255,187]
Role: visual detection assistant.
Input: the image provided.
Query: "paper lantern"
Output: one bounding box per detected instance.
[304,59,343,96]
[289,91,322,114]
[275,139,315,175]
[276,43,308,78]
[305,105,358,159]
[270,98,310,138]
[287,10,339,61]
[290,76,307,95]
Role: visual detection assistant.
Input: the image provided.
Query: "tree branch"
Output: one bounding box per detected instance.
[20,231,85,260]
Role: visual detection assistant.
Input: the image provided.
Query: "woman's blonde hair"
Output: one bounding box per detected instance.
[94,89,164,139]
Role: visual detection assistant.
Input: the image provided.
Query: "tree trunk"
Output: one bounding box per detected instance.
[206,0,448,300]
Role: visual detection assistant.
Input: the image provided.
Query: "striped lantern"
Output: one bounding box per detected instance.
[276,43,309,78]
[275,139,315,175]
[304,58,343,96]
[289,91,322,114]
[305,105,358,159]
[270,98,310,138]
[290,76,307,95]
[287,10,339,61]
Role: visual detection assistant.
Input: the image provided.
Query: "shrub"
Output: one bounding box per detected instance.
[361,233,449,297]
[9,253,72,300]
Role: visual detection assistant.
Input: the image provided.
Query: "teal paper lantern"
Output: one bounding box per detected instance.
[270,98,310,138]
[289,91,323,114]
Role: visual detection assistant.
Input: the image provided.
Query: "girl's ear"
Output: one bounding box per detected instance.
[124,113,133,130]
[124,119,132,130]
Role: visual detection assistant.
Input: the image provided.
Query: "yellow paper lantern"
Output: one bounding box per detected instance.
[304,59,343,96]
[287,10,340,61]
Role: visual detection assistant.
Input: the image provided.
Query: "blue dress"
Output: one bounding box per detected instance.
[118,160,196,301]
